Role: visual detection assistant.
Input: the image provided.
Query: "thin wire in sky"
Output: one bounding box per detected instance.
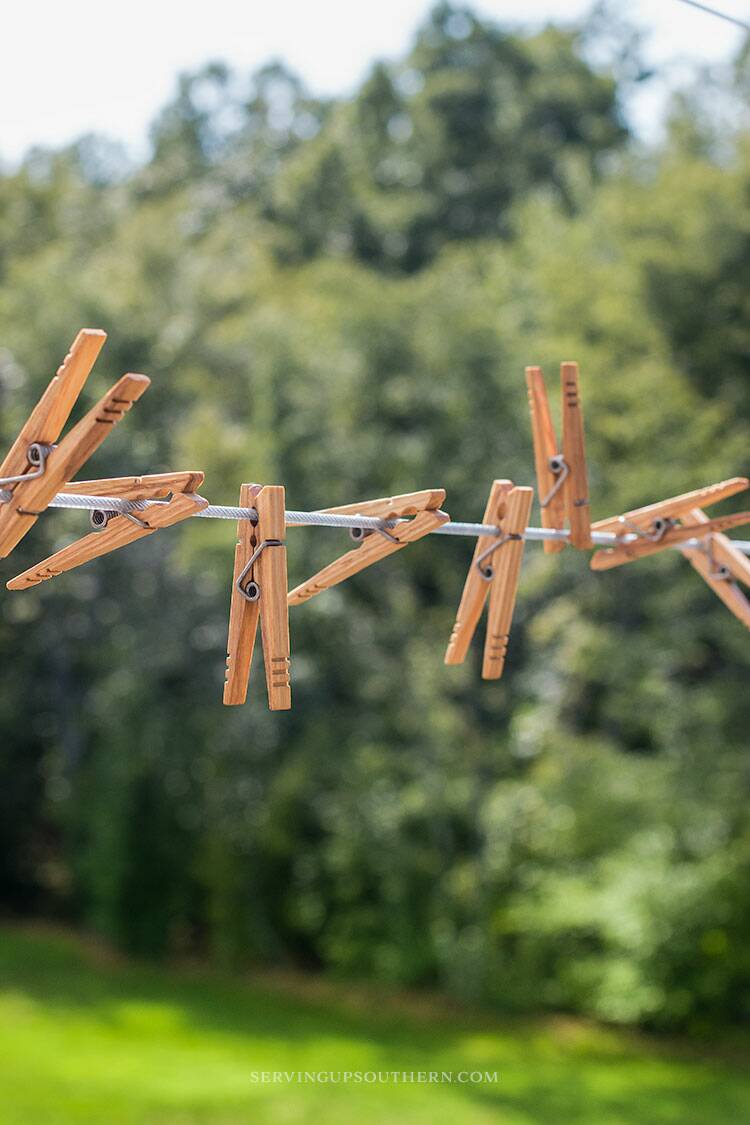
[674,0,750,32]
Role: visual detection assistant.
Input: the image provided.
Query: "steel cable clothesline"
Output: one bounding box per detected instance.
[2,487,742,555]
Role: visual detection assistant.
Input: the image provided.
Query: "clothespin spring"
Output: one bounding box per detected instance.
[704,539,731,582]
[0,442,55,490]
[618,515,675,543]
[89,496,173,532]
[475,532,524,581]
[236,538,283,602]
[539,455,569,509]
[348,516,400,544]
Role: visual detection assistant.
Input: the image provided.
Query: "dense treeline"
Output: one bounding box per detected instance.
[0,4,748,1030]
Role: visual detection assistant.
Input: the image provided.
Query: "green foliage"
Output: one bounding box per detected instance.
[2,926,750,1124]
[0,3,748,1032]
[269,4,627,270]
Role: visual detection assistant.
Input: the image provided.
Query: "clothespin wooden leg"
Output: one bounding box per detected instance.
[561,362,592,549]
[445,480,513,665]
[224,484,263,707]
[482,486,533,679]
[525,367,565,555]
[256,486,291,711]
[223,484,291,710]
[61,471,205,498]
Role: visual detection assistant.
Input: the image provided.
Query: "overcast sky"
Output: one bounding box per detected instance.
[1,0,747,164]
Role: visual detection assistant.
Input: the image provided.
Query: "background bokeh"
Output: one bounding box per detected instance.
[0,3,749,1121]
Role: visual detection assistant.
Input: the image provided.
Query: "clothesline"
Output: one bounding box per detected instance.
[41,489,750,555]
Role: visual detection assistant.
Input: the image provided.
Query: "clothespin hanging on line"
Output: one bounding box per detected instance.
[6,473,207,590]
[525,362,592,551]
[287,490,449,606]
[60,472,204,499]
[224,484,291,710]
[680,507,750,631]
[0,329,149,558]
[445,480,533,679]
[590,477,750,570]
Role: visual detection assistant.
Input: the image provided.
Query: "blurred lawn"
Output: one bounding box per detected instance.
[1,926,749,1124]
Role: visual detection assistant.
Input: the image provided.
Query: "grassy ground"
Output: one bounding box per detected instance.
[1,925,749,1124]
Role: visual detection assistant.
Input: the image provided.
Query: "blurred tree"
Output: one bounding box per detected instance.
[269,3,628,270]
[0,2,747,1028]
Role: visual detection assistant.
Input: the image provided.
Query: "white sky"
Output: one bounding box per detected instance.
[0,0,747,164]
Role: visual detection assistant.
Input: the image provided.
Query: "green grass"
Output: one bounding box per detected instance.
[1,926,749,1124]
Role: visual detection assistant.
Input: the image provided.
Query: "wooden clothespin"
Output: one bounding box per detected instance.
[445,481,533,679]
[287,490,449,606]
[525,362,591,551]
[0,329,149,558]
[680,507,750,630]
[60,472,204,499]
[224,484,291,710]
[590,477,750,571]
[526,368,565,554]
[6,472,207,589]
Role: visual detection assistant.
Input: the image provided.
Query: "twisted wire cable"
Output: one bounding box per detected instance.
[25,489,748,554]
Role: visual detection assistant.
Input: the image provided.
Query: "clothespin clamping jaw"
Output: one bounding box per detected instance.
[224,484,291,710]
[590,477,750,570]
[287,490,449,605]
[7,472,208,589]
[525,362,591,551]
[445,480,533,678]
[0,329,150,558]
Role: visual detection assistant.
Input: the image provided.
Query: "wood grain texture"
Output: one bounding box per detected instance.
[560,362,592,549]
[0,373,150,558]
[319,490,446,519]
[7,491,207,589]
[61,472,204,499]
[590,510,750,571]
[592,477,749,534]
[680,508,750,630]
[256,486,292,711]
[525,367,565,555]
[0,329,106,486]
[223,484,263,707]
[444,479,514,665]
[222,483,264,702]
[482,486,533,679]
[288,490,448,606]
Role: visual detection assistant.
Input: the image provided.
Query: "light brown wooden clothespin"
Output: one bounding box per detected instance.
[287,490,448,606]
[224,484,291,710]
[680,507,750,630]
[60,472,204,499]
[526,368,565,554]
[0,329,149,558]
[445,481,533,679]
[525,362,591,551]
[6,472,207,589]
[590,477,750,570]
